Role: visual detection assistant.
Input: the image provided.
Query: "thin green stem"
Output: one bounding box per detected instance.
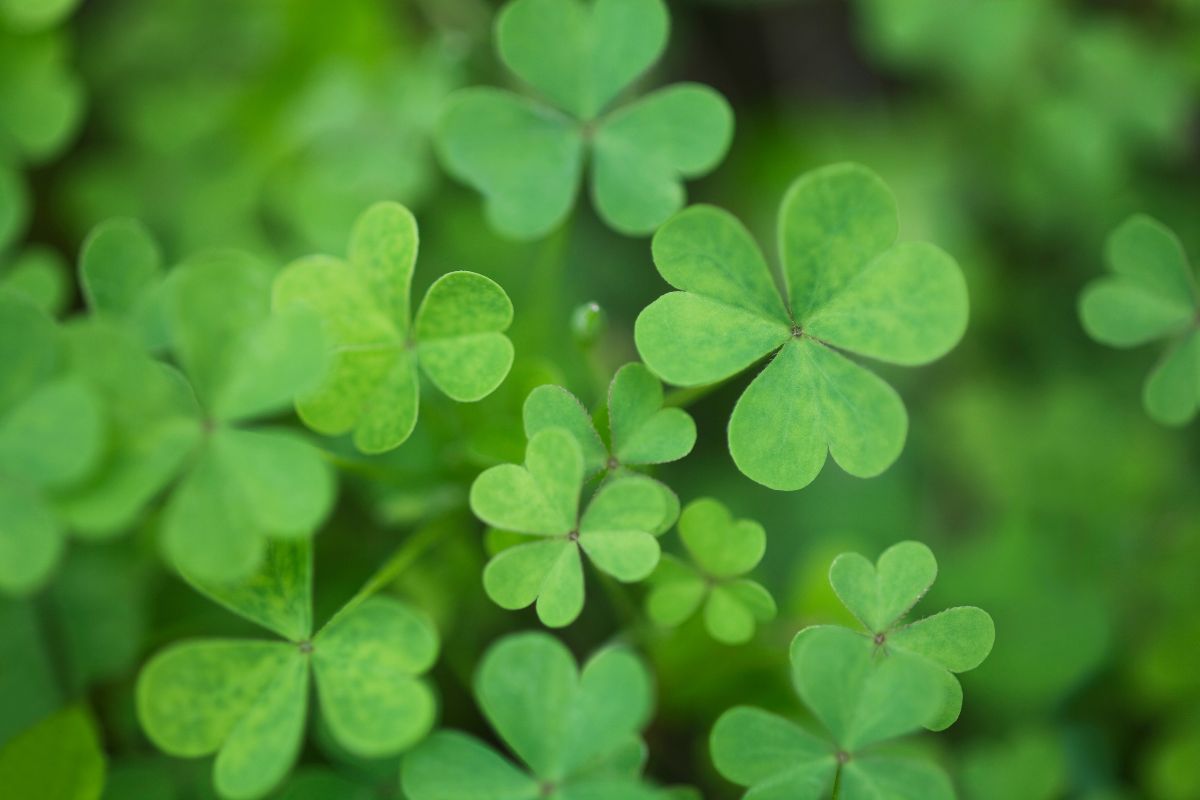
[319,523,444,634]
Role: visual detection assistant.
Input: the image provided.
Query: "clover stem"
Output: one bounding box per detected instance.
[594,569,652,648]
[318,522,445,634]
[526,216,573,347]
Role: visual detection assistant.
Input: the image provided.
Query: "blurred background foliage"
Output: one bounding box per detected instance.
[2,0,1200,797]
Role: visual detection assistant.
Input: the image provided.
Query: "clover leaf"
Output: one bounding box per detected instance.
[645,497,776,644]
[273,201,515,453]
[0,290,104,595]
[0,705,105,800]
[78,217,171,350]
[1,246,70,316]
[155,249,335,583]
[403,631,664,800]
[0,26,83,163]
[635,163,969,490]
[522,361,692,529]
[470,428,667,627]
[711,626,954,800]
[1080,214,1200,425]
[137,540,439,800]
[436,0,733,239]
[829,540,995,730]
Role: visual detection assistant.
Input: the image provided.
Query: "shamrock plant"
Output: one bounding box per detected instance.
[403,631,671,800]
[711,625,957,800]
[0,291,102,594]
[524,361,695,510]
[635,163,969,490]
[273,201,515,453]
[1080,214,1200,425]
[437,0,733,238]
[470,427,669,627]
[137,540,439,800]
[645,497,776,644]
[828,540,995,730]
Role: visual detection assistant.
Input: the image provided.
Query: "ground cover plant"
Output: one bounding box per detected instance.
[2,0,1199,799]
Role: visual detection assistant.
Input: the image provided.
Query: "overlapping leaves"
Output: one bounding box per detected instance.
[1080,214,1200,425]
[403,631,668,800]
[273,201,514,453]
[470,428,669,627]
[437,0,733,238]
[635,163,969,490]
[645,498,776,644]
[137,540,439,800]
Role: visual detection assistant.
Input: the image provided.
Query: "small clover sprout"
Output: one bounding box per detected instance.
[645,497,776,644]
[273,201,515,453]
[1080,214,1200,425]
[711,625,956,800]
[829,540,995,730]
[469,428,669,627]
[403,631,665,800]
[0,291,103,595]
[137,540,439,800]
[635,163,969,490]
[437,0,733,239]
[523,361,695,495]
[153,249,335,583]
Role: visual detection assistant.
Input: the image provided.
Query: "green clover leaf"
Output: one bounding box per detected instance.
[436,0,733,239]
[1,246,70,316]
[78,217,171,350]
[137,540,439,800]
[525,362,697,476]
[273,201,515,453]
[645,497,776,644]
[152,249,336,583]
[470,428,667,627]
[0,27,84,163]
[0,291,104,595]
[1079,214,1200,425]
[829,540,995,730]
[0,705,105,800]
[403,631,663,800]
[711,626,954,800]
[635,163,969,490]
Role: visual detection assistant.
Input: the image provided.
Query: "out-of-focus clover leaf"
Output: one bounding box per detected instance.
[79,218,170,350]
[1080,214,1200,425]
[645,497,776,644]
[469,428,667,627]
[0,27,84,163]
[711,625,955,800]
[829,540,995,730]
[636,163,968,490]
[0,0,81,32]
[960,729,1067,800]
[403,631,664,800]
[437,0,733,239]
[137,540,439,800]
[0,245,70,316]
[273,201,514,454]
[153,249,336,583]
[0,705,105,800]
[0,291,104,595]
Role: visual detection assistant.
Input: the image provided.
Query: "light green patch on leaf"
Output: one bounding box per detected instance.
[437,0,731,239]
[827,540,995,730]
[274,202,514,451]
[0,705,105,800]
[636,165,968,490]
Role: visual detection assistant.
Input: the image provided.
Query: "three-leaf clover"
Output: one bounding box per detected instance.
[469,428,667,627]
[137,540,439,800]
[273,201,515,453]
[0,290,103,595]
[711,625,955,800]
[403,631,664,800]
[829,540,995,730]
[157,249,335,582]
[1079,214,1200,425]
[645,497,776,644]
[437,0,733,239]
[635,163,969,490]
[523,361,694,522]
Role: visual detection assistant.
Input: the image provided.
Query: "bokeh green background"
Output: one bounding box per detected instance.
[3,0,1200,797]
